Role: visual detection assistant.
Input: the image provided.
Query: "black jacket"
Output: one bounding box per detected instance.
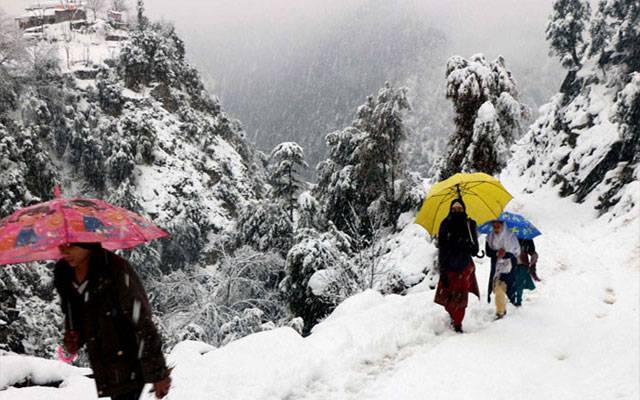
[54,250,168,398]
[438,215,479,273]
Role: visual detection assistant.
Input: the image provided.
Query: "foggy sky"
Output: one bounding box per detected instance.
[3,0,564,160]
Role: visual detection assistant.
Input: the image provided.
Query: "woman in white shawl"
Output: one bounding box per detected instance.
[485,220,521,319]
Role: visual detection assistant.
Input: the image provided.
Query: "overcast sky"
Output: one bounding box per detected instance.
[2,0,556,69]
[2,0,563,159]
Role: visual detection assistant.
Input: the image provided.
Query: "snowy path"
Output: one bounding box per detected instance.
[334,177,639,400]
[287,176,639,400]
[1,175,638,400]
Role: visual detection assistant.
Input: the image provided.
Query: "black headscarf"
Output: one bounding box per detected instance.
[438,198,479,271]
[445,198,469,234]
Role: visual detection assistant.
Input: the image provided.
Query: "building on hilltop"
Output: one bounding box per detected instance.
[16,1,86,30]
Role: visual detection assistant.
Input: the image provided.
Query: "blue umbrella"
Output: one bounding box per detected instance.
[477,211,542,239]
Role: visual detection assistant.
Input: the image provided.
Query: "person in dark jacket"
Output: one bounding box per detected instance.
[54,243,171,400]
[519,238,540,281]
[434,198,480,333]
[511,238,537,306]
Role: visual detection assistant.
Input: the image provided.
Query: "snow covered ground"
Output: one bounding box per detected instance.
[1,168,638,399]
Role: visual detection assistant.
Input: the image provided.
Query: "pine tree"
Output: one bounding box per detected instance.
[136,0,147,30]
[546,0,591,69]
[440,54,525,179]
[268,142,308,222]
[315,83,414,235]
[597,0,640,71]
[588,2,612,62]
[462,101,508,175]
[236,200,294,257]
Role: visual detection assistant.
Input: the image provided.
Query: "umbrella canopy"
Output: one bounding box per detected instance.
[0,197,168,265]
[477,211,542,239]
[415,172,513,237]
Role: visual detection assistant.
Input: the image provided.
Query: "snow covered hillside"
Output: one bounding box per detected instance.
[2,167,637,399]
[513,0,639,215]
[0,13,268,354]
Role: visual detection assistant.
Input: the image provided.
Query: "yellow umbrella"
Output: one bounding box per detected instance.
[416,172,513,237]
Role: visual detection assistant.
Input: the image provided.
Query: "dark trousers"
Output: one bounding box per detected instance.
[111,387,144,400]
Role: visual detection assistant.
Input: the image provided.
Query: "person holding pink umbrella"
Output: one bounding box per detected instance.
[0,190,171,399]
[54,242,171,400]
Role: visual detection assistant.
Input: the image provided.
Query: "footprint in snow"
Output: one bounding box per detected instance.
[603,287,617,305]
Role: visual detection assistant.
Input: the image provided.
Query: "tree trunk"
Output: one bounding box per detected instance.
[288,166,293,222]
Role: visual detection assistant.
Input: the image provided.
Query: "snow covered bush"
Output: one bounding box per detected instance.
[150,246,286,348]
[0,264,61,357]
[281,227,357,334]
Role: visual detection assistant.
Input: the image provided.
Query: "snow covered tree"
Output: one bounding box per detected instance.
[136,0,148,30]
[111,0,129,12]
[269,142,308,221]
[281,228,356,334]
[215,246,285,328]
[595,73,640,210]
[0,122,57,217]
[588,2,612,62]
[120,108,156,164]
[462,102,508,175]
[119,21,187,89]
[96,69,124,116]
[81,135,107,190]
[440,54,525,178]
[237,199,295,257]
[316,83,417,236]
[85,0,106,21]
[107,141,135,184]
[591,0,640,72]
[546,0,591,69]
[0,264,62,356]
[0,10,26,113]
[296,190,323,230]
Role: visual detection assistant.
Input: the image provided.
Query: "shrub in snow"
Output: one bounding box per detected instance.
[151,246,285,348]
[219,308,273,345]
[281,228,357,334]
[0,264,61,356]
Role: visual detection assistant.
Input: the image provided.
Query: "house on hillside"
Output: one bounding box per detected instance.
[16,1,87,30]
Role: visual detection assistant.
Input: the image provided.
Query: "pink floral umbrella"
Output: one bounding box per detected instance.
[0,189,168,265]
